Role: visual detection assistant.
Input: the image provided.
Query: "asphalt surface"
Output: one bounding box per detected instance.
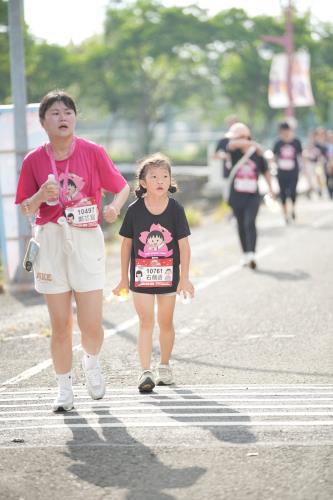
[0,196,332,500]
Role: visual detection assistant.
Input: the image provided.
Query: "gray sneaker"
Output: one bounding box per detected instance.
[156,364,174,385]
[82,358,106,400]
[138,370,155,393]
[52,387,74,412]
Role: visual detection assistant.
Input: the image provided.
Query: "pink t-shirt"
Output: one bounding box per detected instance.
[15,137,127,225]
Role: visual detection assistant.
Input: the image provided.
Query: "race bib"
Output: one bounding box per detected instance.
[135,258,173,288]
[234,178,257,193]
[278,159,295,170]
[64,197,98,228]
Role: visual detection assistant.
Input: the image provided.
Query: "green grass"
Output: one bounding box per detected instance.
[212,200,231,222]
[185,206,203,227]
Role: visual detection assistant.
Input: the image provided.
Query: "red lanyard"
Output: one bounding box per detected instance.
[45,137,76,206]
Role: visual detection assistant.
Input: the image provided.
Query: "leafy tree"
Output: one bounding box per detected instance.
[78,0,215,154]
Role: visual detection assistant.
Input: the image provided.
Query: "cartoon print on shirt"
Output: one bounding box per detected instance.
[59,172,85,201]
[280,144,296,160]
[277,144,297,170]
[138,223,174,257]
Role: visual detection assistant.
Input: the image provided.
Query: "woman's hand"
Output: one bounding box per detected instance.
[103,204,119,224]
[39,179,59,203]
[20,179,59,217]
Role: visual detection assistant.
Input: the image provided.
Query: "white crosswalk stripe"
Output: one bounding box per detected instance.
[1,385,333,435]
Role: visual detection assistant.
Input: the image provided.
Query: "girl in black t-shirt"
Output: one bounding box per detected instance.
[113,153,194,393]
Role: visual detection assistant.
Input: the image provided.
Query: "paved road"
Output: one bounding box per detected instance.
[0,197,333,499]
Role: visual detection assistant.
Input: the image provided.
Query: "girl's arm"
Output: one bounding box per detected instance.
[177,237,194,298]
[113,236,132,295]
[103,184,130,223]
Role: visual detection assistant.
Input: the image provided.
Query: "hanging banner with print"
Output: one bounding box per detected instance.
[268,50,315,109]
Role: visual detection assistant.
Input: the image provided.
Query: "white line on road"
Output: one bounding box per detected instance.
[1,384,332,394]
[1,399,333,410]
[2,420,333,431]
[2,404,333,415]
[2,411,333,423]
[1,392,332,402]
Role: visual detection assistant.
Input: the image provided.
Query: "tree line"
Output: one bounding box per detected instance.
[1,0,333,154]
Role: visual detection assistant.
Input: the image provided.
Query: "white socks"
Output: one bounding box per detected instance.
[83,352,99,370]
[56,371,72,389]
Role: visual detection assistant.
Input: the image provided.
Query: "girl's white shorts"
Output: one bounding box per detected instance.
[33,222,105,294]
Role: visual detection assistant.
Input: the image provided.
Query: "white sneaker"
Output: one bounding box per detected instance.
[52,387,74,412]
[138,370,155,393]
[82,358,106,400]
[240,254,249,267]
[156,364,174,386]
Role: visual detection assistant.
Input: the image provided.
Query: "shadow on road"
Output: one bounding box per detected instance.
[7,289,44,307]
[254,268,310,281]
[144,389,257,445]
[172,354,333,380]
[63,408,206,499]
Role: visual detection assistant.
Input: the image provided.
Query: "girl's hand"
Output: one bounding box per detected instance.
[113,279,129,297]
[177,279,195,299]
[103,204,119,224]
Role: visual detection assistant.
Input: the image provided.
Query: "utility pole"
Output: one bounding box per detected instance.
[8,0,31,286]
[262,0,294,118]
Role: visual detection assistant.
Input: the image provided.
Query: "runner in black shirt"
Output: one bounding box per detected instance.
[224,122,274,269]
[273,122,302,223]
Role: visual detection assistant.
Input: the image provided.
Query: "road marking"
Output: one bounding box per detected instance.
[2,405,333,415]
[2,411,333,423]
[1,392,332,402]
[2,421,333,431]
[1,386,332,435]
[1,384,333,395]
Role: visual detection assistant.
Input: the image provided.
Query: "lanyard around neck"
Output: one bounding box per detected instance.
[45,138,76,206]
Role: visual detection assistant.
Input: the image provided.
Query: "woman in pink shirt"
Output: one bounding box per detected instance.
[16,90,130,412]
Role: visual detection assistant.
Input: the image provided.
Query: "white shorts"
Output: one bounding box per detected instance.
[33,222,105,294]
